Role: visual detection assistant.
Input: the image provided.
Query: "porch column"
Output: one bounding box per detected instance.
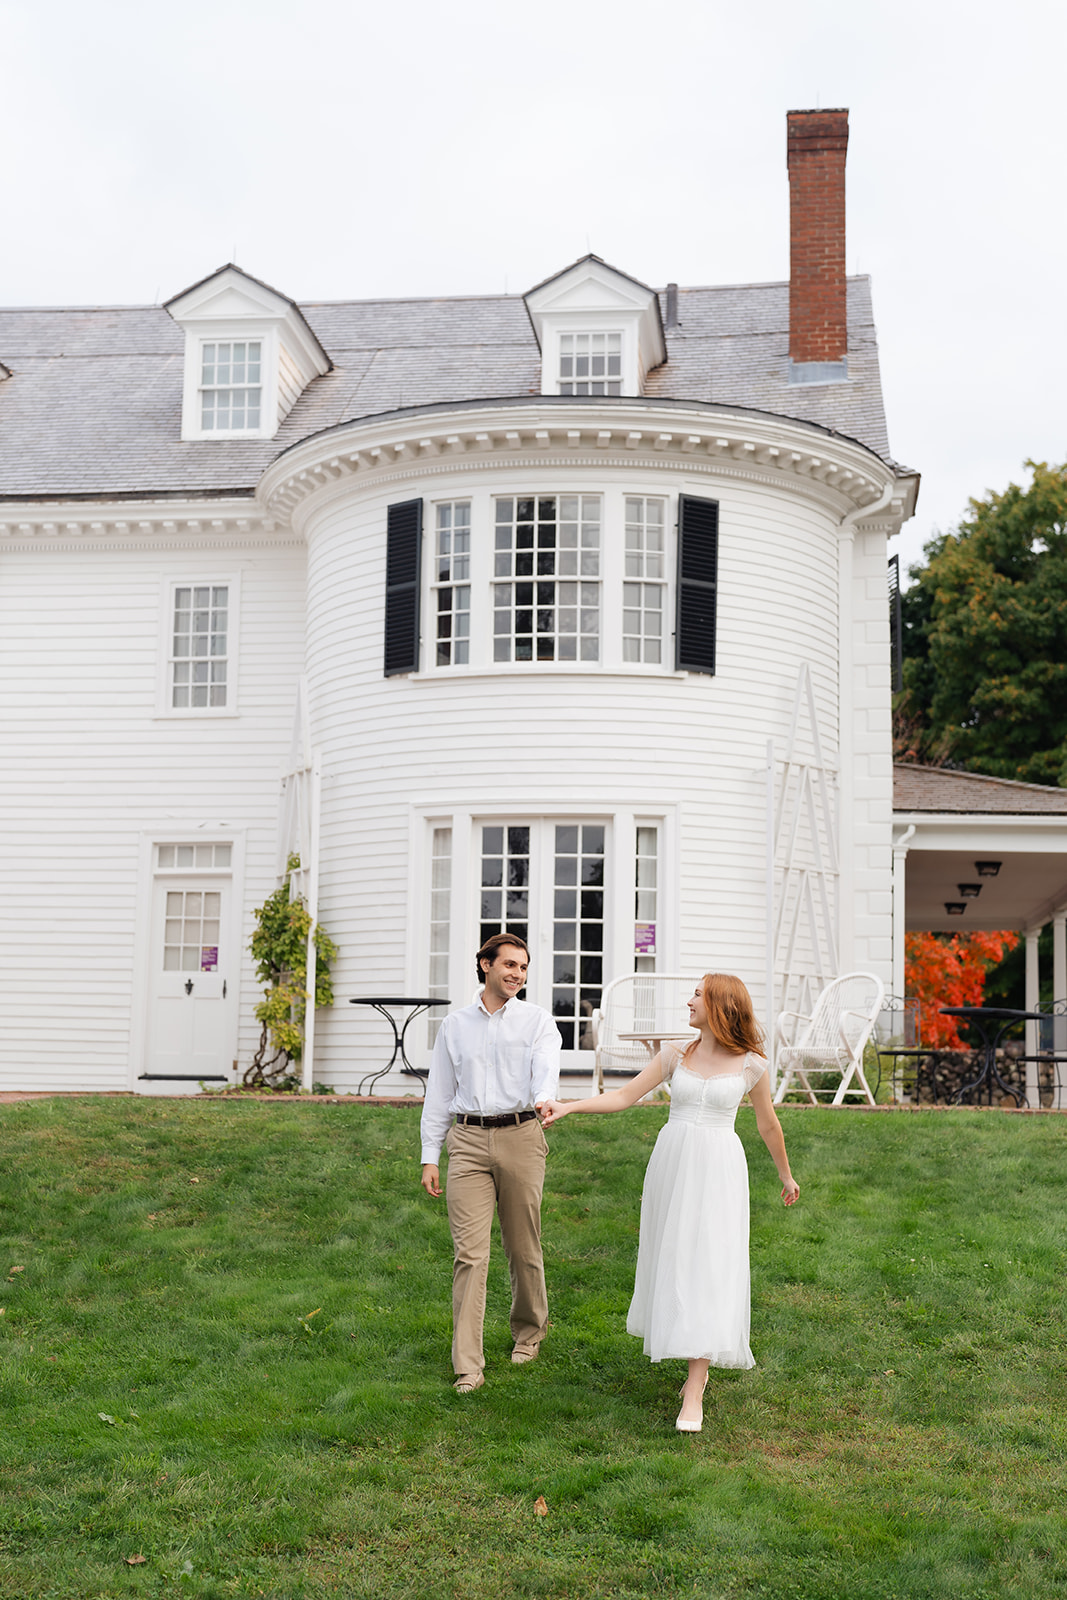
[1054,912,1067,1111]
[891,825,915,1002]
[1025,928,1040,1107]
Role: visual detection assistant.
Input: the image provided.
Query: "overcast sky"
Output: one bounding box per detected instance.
[4,0,1063,577]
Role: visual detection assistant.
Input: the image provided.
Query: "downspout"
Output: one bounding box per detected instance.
[836,476,897,983]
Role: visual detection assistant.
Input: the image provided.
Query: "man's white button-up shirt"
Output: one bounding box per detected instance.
[419,993,562,1165]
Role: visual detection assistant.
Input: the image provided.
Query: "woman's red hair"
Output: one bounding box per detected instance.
[684,973,766,1058]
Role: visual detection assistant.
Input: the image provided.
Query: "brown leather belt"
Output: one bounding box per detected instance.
[456,1110,537,1129]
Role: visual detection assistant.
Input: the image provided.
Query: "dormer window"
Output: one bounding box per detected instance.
[559,333,621,396]
[524,255,666,399]
[165,264,330,442]
[200,341,262,431]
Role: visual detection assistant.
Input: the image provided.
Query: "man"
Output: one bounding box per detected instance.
[420,933,562,1393]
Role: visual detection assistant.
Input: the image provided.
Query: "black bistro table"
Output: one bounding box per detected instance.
[349,996,449,1097]
[938,1007,1045,1107]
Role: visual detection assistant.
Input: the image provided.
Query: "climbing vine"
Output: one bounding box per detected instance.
[245,854,336,1090]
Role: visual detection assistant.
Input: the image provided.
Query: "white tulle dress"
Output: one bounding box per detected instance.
[626,1045,767,1368]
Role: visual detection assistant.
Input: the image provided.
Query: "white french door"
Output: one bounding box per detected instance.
[476,819,609,1068]
[144,873,234,1085]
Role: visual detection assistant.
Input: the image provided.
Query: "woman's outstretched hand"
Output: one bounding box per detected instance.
[538,1098,569,1127]
[780,1177,800,1207]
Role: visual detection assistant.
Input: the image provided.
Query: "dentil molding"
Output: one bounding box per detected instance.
[258,400,914,527]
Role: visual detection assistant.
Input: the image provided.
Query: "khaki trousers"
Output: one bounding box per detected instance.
[444,1117,549,1376]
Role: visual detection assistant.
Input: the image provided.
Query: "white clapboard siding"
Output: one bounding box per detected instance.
[0,536,305,1091]
[292,447,875,1094]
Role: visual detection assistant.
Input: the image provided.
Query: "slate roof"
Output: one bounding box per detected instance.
[0,274,897,501]
[893,764,1067,815]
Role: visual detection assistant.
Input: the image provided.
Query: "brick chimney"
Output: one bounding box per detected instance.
[787,108,849,378]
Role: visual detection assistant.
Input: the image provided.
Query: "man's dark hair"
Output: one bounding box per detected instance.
[476,932,530,981]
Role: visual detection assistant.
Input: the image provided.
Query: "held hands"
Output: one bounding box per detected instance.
[538,1098,568,1128]
[421,1164,443,1198]
[780,1177,800,1207]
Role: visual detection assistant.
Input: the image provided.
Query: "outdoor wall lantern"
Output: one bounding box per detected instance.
[945,902,967,915]
[976,861,1002,876]
[958,884,982,898]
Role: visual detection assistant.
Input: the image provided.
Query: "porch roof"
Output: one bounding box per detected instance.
[893,764,1067,932]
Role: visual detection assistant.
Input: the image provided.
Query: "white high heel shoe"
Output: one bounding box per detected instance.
[675,1376,708,1433]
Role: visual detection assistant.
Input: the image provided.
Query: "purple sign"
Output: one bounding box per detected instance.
[200,947,218,972]
[634,921,656,955]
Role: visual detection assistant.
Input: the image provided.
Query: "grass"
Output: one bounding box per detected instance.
[2,1097,1067,1599]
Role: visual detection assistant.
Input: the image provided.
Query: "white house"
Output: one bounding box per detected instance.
[0,109,921,1094]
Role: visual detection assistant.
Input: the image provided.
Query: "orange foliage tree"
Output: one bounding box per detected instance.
[904,931,1021,1047]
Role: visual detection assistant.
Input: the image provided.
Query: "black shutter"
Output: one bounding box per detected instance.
[383,499,423,677]
[675,495,718,674]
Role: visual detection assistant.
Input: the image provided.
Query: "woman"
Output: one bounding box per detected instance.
[539,973,799,1432]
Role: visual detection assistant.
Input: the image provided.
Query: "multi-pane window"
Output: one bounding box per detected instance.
[493,496,600,662]
[157,843,232,870]
[434,502,471,666]
[163,889,221,972]
[551,824,605,1051]
[559,333,621,396]
[623,498,666,663]
[479,825,530,950]
[171,586,228,709]
[634,825,659,974]
[428,827,452,1043]
[200,341,262,430]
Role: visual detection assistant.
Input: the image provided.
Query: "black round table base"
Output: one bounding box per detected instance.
[348,997,449,1097]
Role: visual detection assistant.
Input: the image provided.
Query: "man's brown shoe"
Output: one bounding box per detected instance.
[453,1372,485,1393]
[511,1345,539,1365]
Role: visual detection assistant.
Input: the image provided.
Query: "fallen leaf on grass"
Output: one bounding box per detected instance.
[7,1266,24,1279]
[534,1496,548,1516]
[98,1413,118,1426]
[189,1177,199,1184]
[0,1308,5,1316]
[125,1555,146,1566]
[147,1214,157,1221]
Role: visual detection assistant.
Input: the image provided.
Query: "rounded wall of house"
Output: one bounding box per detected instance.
[263,402,895,1086]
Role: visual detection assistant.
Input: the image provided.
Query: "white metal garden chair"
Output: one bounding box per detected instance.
[589,974,701,1093]
[773,972,885,1106]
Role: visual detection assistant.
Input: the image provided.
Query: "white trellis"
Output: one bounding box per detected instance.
[277,676,322,1091]
[766,663,839,1079]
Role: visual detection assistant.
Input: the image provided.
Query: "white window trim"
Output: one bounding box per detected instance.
[406,803,676,1054]
[418,488,679,678]
[155,572,242,719]
[180,325,281,442]
[538,315,639,396]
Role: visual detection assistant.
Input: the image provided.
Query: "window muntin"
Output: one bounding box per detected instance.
[171,585,228,709]
[434,502,471,666]
[479,824,530,949]
[550,823,605,1051]
[634,825,658,973]
[623,498,665,663]
[428,827,452,1042]
[163,889,222,972]
[200,341,262,431]
[157,843,232,870]
[476,819,605,1049]
[559,333,621,396]
[493,495,600,662]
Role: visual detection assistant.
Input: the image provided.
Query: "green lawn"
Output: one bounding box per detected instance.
[1,1097,1066,1600]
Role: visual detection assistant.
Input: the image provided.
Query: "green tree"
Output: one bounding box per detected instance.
[898,460,1067,785]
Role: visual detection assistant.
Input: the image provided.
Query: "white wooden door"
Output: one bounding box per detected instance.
[145,875,233,1082]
